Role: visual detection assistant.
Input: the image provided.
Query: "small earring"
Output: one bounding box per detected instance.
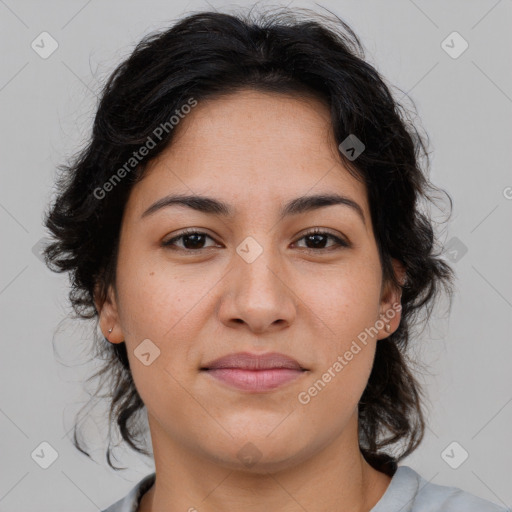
[108,328,113,334]
[385,323,391,333]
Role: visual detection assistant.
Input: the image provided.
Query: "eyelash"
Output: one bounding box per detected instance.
[161,228,350,253]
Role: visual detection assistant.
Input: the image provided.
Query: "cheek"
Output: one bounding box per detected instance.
[294,254,381,410]
[114,249,213,383]
[115,246,194,337]
[114,253,202,415]
[298,256,382,342]
[298,279,379,421]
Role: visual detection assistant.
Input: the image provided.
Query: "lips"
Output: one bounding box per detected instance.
[201,352,307,392]
[201,351,305,371]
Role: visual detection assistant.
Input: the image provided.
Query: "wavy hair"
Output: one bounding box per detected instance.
[43,6,454,473]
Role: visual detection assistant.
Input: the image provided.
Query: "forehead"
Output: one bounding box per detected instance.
[130,89,369,221]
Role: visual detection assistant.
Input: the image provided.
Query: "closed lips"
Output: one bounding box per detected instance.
[201,352,306,371]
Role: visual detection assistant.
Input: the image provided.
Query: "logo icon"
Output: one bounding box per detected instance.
[31,441,59,469]
[31,32,59,59]
[441,441,469,469]
[441,32,469,59]
[444,237,468,263]
[236,236,264,264]
[338,134,365,161]
[134,339,161,366]
[237,442,263,468]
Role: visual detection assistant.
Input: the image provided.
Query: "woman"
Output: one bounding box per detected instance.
[43,6,508,512]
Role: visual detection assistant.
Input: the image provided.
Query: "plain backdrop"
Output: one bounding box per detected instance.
[1,0,511,510]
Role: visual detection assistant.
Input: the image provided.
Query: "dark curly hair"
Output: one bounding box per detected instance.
[43,6,454,474]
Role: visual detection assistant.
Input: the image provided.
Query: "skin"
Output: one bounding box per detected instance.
[96,89,405,512]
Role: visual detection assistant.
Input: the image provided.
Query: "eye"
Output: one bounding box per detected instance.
[161,228,350,253]
[162,229,219,251]
[293,228,350,252]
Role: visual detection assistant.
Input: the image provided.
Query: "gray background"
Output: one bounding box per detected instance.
[1,0,511,510]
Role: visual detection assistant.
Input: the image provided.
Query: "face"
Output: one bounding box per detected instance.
[97,89,404,472]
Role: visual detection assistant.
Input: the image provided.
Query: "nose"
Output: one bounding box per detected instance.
[217,243,297,335]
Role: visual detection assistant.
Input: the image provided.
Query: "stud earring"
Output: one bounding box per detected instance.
[385,323,391,333]
[108,328,113,334]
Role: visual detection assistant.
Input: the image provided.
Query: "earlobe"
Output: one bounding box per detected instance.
[95,283,123,344]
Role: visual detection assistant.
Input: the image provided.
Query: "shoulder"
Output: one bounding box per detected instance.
[374,465,510,512]
[101,473,155,512]
[413,467,510,512]
[99,467,510,512]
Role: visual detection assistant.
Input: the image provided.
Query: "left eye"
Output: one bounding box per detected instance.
[162,229,349,252]
[293,229,349,251]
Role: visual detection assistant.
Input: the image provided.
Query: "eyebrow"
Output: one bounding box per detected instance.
[141,192,366,225]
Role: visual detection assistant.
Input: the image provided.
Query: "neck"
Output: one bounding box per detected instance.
[138,412,392,512]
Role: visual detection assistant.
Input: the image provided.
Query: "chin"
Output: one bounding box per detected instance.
[215,447,308,475]
[201,433,312,474]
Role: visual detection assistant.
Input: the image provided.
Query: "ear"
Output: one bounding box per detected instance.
[94,282,123,344]
[377,258,406,340]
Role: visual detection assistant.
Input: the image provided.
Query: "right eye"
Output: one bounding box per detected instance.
[161,229,220,252]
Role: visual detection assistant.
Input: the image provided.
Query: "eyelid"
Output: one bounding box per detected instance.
[293,228,350,250]
[162,228,219,249]
[296,227,349,243]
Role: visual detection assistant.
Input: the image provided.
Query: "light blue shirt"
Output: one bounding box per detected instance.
[101,465,510,512]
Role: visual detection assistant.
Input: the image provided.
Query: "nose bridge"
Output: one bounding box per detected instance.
[220,231,296,331]
[235,233,284,301]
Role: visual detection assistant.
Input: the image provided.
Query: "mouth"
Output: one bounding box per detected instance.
[200,351,308,392]
[201,368,307,392]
